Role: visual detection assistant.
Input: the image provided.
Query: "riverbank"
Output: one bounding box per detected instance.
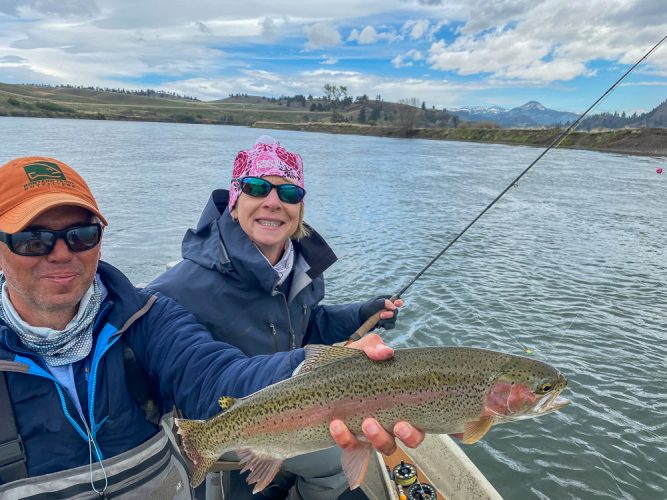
[253,121,667,157]
[3,82,666,157]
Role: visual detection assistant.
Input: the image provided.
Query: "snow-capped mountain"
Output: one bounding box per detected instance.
[450,101,580,127]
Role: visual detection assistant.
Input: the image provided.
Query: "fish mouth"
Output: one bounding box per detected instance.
[537,392,571,414]
[499,390,571,422]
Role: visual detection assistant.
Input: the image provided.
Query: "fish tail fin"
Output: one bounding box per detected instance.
[175,417,218,488]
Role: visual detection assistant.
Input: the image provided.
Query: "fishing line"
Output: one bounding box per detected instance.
[393,34,667,300]
[549,201,665,353]
[350,34,667,342]
[468,305,533,354]
[539,294,593,353]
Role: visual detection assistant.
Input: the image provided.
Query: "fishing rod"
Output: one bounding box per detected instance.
[350,34,667,342]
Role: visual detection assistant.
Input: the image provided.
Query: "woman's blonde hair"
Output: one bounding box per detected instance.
[291,204,310,240]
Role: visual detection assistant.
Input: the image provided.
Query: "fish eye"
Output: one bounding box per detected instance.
[536,382,554,394]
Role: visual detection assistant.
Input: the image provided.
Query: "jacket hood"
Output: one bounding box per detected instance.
[181,189,233,274]
[181,189,338,293]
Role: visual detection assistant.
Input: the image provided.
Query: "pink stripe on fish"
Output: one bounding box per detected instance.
[244,390,452,437]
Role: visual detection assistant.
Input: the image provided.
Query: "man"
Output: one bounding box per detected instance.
[0,157,423,499]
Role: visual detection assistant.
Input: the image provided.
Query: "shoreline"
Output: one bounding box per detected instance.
[252,121,667,158]
[2,112,666,158]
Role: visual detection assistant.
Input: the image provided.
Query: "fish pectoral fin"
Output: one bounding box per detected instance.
[462,416,494,444]
[236,448,284,494]
[341,443,372,490]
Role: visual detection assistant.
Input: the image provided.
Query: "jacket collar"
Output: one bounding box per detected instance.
[181,189,337,292]
[0,260,152,360]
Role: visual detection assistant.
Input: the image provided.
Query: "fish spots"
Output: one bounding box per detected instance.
[245,390,448,438]
[177,345,568,492]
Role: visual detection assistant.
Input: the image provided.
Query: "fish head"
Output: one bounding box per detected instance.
[483,355,570,422]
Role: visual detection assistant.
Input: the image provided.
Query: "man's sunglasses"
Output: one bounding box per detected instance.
[0,223,102,257]
[237,176,306,204]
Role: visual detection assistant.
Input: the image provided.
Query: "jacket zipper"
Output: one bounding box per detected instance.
[269,322,279,352]
[301,304,308,336]
[280,294,296,350]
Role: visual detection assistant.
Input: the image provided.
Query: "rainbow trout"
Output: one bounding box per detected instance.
[176,345,569,492]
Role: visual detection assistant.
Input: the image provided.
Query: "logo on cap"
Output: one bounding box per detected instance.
[23,161,67,182]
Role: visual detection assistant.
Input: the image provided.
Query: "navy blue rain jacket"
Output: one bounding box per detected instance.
[0,261,303,482]
[149,189,364,355]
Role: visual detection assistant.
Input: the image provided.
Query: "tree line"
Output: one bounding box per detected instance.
[579,100,667,129]
[23,83,199,101]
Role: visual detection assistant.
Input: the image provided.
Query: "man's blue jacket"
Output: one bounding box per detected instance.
[0,261,303,481]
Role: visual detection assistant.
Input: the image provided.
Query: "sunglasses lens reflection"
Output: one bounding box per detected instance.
[240,177,305,204]
[9,225,102,256]
[66,225,102,251]
[12,231,55,256]
[241,177,271,197]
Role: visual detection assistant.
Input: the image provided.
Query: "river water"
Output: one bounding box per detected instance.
[2,116,666,499]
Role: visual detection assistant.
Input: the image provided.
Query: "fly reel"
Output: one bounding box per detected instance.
[387,460,437,500]
[392,461,417,486]
[407,482,437,500]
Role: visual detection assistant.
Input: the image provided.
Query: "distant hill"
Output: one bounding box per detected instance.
[0,82,459,130]
[579,99,667,130]
[451,99,667,130]
[450,101,580,127]
[0,82,319,125]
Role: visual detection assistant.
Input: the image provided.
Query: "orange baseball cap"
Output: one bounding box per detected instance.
[0,157,108,233]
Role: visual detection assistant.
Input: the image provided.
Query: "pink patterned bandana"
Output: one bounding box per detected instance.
[228,135,305,210]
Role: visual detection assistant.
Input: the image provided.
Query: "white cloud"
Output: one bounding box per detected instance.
[392,49,423,68]
[305,22,341,49]
[241,69,283,82]
[401,19,430,40]
[2,0,100,18]
[425,0,667,82]
[357,26,379,44]
[348,24,400,45]
[321,55,339,65]
[259,17,280,42]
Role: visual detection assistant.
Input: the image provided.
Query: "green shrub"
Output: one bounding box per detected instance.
[34,101,74,113]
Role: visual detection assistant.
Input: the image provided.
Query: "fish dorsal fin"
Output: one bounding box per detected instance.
[462,416,494,444]
[299,345,363,375]
[341,442,372,490]
[218,396,237,411]
[236,448,284,494]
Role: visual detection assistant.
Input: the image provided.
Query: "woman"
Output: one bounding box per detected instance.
[149,136,403,499]
[150,135,401,355]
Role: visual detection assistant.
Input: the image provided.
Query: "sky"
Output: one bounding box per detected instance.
[0,0,666,113]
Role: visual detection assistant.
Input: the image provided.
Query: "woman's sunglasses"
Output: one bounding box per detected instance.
[0,223,103,257]
[237,176,306,204]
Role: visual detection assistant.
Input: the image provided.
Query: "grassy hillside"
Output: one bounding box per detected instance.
[2,83,665,156]
[0,83,319,125]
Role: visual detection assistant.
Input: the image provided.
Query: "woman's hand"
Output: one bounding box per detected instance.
[329,333,425,454]
[359,296,404,330]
